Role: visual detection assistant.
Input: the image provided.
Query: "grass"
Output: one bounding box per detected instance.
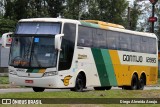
[0,77,160,107]
[0,76,9,84]
[0,90,160,98]
[0,90,160,107]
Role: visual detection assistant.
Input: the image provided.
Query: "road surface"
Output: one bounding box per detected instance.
[0,86,160,93]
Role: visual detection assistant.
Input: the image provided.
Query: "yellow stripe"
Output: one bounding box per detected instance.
[99,25,109,30]
[38,69,46,73]
[109,50,120,64]
[109,50,124,85]
[109,50,158,86]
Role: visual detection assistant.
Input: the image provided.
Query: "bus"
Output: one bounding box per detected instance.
[8,18,158,92]
[1,32,13,48]
[0,32,12,72]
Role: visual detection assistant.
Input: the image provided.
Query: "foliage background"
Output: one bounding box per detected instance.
[0,0,159,39]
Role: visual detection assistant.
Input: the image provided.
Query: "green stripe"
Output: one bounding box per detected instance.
[91,48,117,86]
[80,21,100,28]
[101,49,117,86]
[91,48,110,86]
[32,69,39,73]
[26,69,39,73]
[26,69,33,73]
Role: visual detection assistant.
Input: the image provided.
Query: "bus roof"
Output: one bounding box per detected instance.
[19,18,80,24]
[19,18,157,39]
[80,20,157,39]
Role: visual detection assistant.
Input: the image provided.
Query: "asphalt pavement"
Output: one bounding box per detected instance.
[0,86,160,93]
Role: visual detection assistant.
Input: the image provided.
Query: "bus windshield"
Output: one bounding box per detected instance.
[9,36,57,68]
[15,22,61,35]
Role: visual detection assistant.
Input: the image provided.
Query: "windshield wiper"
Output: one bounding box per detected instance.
[33,54,42,67]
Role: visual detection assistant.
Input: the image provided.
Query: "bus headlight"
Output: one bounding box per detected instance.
[43,71,58,77]
[9,70,17,75]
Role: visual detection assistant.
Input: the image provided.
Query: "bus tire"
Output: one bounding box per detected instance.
[105,86,112,90]
[138,75,145,90]
[32,87,45,92]
[71,73,85,92]
[94,86,111,90]
[122,86,130,90]
[130,74,138,90]
[94,87,105,90]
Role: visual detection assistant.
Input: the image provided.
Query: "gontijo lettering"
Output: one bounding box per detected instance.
[123,54,143,62]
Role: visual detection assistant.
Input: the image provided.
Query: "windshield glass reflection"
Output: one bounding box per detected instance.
[9,37,57,68]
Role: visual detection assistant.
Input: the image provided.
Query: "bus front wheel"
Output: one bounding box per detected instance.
[71,73,85,92]
[32,87,45,92]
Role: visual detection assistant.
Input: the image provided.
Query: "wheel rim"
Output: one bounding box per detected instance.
[132,76,137,90]
[77,78,83,91]
[139,78,144,89]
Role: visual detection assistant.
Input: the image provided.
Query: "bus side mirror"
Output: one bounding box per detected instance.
[55,34,64,51]
[2,32,13,48]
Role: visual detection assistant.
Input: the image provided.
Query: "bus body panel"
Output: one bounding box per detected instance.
[76,47,101,87]
[76,48,158,87]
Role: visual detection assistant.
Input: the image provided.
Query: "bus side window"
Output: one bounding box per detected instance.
[93,29,106,48]
[141,36,149,53]
[59,23,76,71]
[78,26,92,47]
[148,38,156,54]
[107,31,119,50]
[132,35,140,52]
[119,33,131,51]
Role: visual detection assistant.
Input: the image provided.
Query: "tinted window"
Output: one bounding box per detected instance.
[59,23,76,71]
[78,26,92,47]
[63,23,76,43]
[148,38,157,54]
[93,29,106,48]
[107,31,119,50]
[132,35,141,52]
[141,36,149,53]
[119,33,131,51]
[15,22,61,34]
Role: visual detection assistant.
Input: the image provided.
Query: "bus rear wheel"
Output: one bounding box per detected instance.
[130,74,138,90]
[32,87,45,92]
[138,75,145,90]
[71,74,85,92]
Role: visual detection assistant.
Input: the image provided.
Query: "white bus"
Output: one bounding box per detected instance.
[9,18,158,92]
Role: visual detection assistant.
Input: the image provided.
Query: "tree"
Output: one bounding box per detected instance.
[4,0,15,19]
[0,0,5,18]
[14,0,28,20]
[47,0,65,17]
[130,0,141,30]
[155,0,160,39]
[81,0,128,26]
[63,0,85,19]
[0,18,16,36]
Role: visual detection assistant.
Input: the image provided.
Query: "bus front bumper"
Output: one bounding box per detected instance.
[9,74,67,88]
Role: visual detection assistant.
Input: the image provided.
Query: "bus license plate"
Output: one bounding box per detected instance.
[25,80,33,84]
